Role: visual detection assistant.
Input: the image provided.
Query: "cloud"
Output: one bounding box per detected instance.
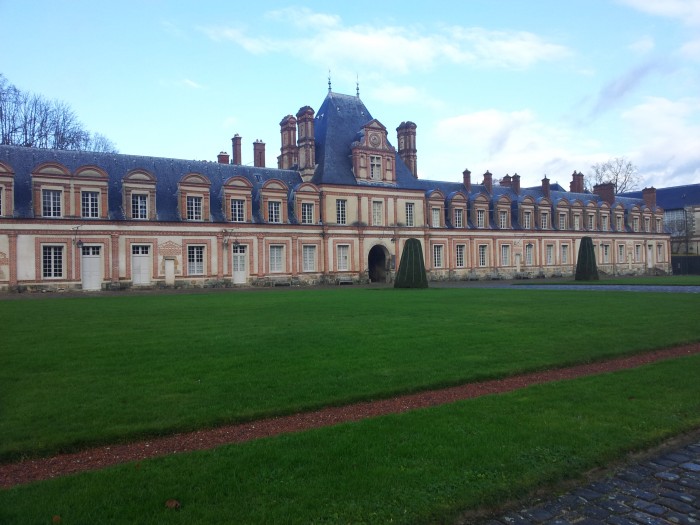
[181,79,204,89]
[679,38,700,61]
[628,35,655,54]
[618,0,700,26]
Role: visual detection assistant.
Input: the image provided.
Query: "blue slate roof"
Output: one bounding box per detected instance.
[620,184,700,211]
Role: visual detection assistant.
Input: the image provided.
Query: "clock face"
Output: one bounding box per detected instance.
[369,133,380,147]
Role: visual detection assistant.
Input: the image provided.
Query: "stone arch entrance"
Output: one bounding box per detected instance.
[368,245,390,283]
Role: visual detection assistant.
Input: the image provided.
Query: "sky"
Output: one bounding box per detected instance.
[2,0,699,190]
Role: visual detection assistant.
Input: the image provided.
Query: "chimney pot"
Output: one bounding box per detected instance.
[217,151,230,164]
[483,171,493,193]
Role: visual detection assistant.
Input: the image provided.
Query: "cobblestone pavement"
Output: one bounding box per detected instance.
[486,439,700,525]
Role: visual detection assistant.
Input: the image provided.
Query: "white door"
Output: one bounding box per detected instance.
[132,245,151,285]
[232,244,247,284]
[81,246,102,291]
[647,244,654,269]
[164,258,175,286]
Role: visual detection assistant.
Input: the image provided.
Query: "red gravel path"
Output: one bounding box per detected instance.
[2,343,698,489]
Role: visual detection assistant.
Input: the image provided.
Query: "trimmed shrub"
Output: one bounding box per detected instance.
[394,238,429,288]
[575,236,599,281]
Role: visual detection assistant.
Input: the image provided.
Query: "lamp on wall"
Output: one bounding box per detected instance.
[72,225,83,248]
[222,228,240,248]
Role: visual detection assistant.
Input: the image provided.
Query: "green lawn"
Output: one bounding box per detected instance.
[1,288,699,462]
[524,275,700,286]
[2,354,699,524]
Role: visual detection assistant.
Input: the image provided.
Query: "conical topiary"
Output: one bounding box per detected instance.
[575,236,599,281]
[394,238,429,288]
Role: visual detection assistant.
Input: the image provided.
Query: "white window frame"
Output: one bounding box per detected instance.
[478,244,488,267]
[561,244,569,265]
[477,209,485,228]
[546,244,554,265]
[501,244,510,266]
[454,208,463,228]
[574,214,580,230]
[601,215,609,231]
[618,244,625,263]
[656,218,662,233]
[499,210,508,229]
[131,193,148,219]
[336,199,347,225]
[186,195,203,221]
[541,212,549,229]
[616,215,623,231]
[588,214,595,230]
[302,245,316,272]
[231,199,245,222]
[268,201,281,223]
[42,189,62,217]
[269,245,284,273]
[602,244,610,263]
[187,245,204,275]
[301,202,314,225]
[635,244,642,262]
[372,201,383,226]
[433,245,443,268]
[644,217,650,232]
[525,244,533,266]
[456,244,465,268]
[42,245,63,278]
[524,211,532,229]
[559,213,566,230]
[336,244,349,271]
[405,202,414,227]
[633,217,639,232]
[81,191,99,218]
[369,155,382,180]
[657,244,663,262]
[432,207,440,228]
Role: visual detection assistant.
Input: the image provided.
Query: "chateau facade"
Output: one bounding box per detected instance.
[0,90,670,291]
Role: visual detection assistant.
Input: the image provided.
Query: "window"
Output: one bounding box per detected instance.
[616,215,623,231]
[336,199,347,225]
[499,210,508,229]
[525,244,533,266]
[186,196,202,221]
[523,211,532,229]
[633,217,639,232]
[657,244,663,262]
[588,214,595,230]
[301,202,314,225]
[454,209,463,228]
[501,244,510,266]
[541,212,548,229]
[372,201,383,226]
[546,244,553,265]
[477,209,485,228]
[602,244,610,263]
[42,246,63,278]
[269,245,284,273]
[337,245,349,271]
[187,246,204,275]
[656,218,662,233]
[432,207,440,228]
[231,199,245,222]
[405,202,414,227]
[370,155,381,180]
[478,245,488,267]
[302,245,316,272]
[574,214,580,230]
[433,245,443,268]
[644,217,650,232]
[456,245,465,267]
[81,191,99,218]
[268,201,281,223]
[561,245,569,265]
[602,215,609,231]
[42,189,62,217]
[132,245,150,255]
[618,244,625,263]
[131,194,148,219]
[559,213,567,230]
[635,244,642,262]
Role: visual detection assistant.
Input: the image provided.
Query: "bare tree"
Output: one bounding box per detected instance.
[0,73,117,152]
[585,157,641,194]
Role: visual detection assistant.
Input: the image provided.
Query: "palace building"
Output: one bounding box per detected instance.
[0,89,671,291]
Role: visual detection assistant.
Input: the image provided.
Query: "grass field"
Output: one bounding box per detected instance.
[1,288,699,463]
[524,275,700,286]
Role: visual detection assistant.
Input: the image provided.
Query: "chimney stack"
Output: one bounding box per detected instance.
[593,182,615,205]
[253,140,266,168]
[231,134,242,165]
[569,171,584,193]
[396,121,418,178]
[296,105,316,181]
[278,115,297,169]
[462,169,471,192]
[542,176,550,199]
[642,187,657,209]
[512,173,520,195]
[500,174,512,187]
[483,171,493,193]
[217,151,230,164]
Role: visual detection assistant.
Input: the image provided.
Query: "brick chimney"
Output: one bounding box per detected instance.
[642,187,657,209]
[462,169,471,192]
[593,182,615,205]
[231,134,242,165]
[512,173,521,195]
[501,174,512,187]
[217,151,230,164]
[483,171,493,193]
[296,105,316,181]
[278,115,297,169]
[253,140,266,168]
[396,121,418,178]
[569,171,584,193]
[542,176,550,199]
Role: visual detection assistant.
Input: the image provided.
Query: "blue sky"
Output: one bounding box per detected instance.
[2,0,699,189]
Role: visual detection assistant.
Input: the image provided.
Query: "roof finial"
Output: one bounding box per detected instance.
[328,69,332,93]
[356,74,360,98]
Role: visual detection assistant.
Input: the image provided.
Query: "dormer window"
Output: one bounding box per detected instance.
[477,209,485,228]
[268,201,281,223]
[231,199,245,222]
[42,189,62,217]
[370,156,381,180]
[132,194,148,219]
[186,195,203,221]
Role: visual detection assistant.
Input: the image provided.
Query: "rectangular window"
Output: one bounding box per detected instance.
[546,244,553,265]
[561,244,569,265]
[588,214,595,230]
[231,199,245,222]
[644,217,650,232]
[602,244,610,263]
[268,201,281,223]
[187,246,204,275]
[370,155,382,180]
[618,244,625,263]
[559,213,567,230]
[635,244,642,262]
[456,245,465,267]
[302,245,316,272]
[499,210,508,229]
[541,212,548,229]
[405,202,414,227]
[81,191,99,218]
[602,215,609,231]
[433,245,443,268]
[131,193,148,219]
[337,245,349,271]
[656,218,662,233]
[432,207,440,228]
[372,201,383,226]
[523,211,532,229]
[574,214,580,230]
[336,199,347,225]
[616,215,623,231]
[525,244,533,266]
[657,244,663,262]
[269,245,284,273]
[501,244,510,266]
[478,245,488,267]
[42,189,62,217]
[301,202,314,224]
[186,196,203,221]
[42,246,63,278]
[633,217,639,232]
[477,209,485,228]
[454,209,463,228]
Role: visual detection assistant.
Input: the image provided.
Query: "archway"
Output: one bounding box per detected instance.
[368,245,389,283]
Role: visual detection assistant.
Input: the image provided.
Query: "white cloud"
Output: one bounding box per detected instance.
[628,35,655,53]
[679,38,700,61]
[181,78,204,89]
[618,0,700,26]
[265,7,341,30]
